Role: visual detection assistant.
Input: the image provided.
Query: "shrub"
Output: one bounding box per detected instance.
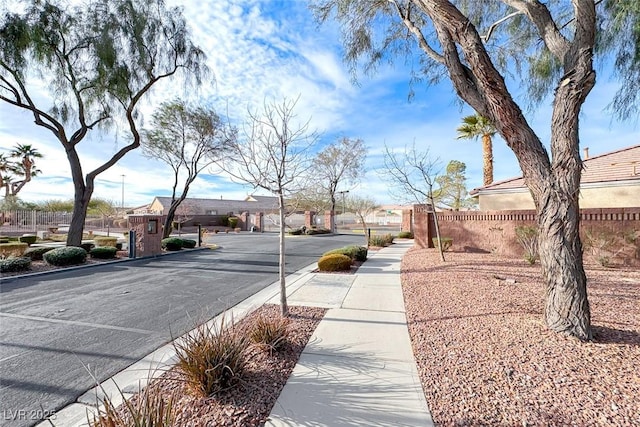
[432,237,453,251]
[306,227,330,235]
[228,216,239,228]
[323,245,367,262]
[90,246,117,259]
[383,233,395,245]
[0,238,8,243]
[43,246,87,266]
[174,317,250,397]
[250,314,290,352]
[317,253,352,272]
[23,246,55,261]
[91,384,175,427]
[0,257,31,273]
[288,228,303,235]
[398,231,414,239]
[351,245,368,262]
[18,235,37,245]
[0,242,28,258]
[182,239,197,248]
[161,237,183,251]
[515,225,539,265]
[368,235,388,247]
[93,236,117,247]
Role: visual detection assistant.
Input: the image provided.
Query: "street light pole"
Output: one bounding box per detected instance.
[338,190,349,227]
[121,174,125,210]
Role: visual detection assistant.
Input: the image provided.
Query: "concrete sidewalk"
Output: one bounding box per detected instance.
[265,241,433,426]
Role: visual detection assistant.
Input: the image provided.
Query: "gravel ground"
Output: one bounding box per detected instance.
[401,247,640,426]
[106,304,325,426]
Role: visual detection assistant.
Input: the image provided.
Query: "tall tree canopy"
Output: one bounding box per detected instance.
[0,0,207,246]
[313,0,639,340]
[142,100,234,238]
[313,137,367,232]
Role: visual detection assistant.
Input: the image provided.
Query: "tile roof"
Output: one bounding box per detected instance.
[471,145,640,194]
[153,195,279,213]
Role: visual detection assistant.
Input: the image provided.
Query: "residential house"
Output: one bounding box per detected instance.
[470,145,640,210]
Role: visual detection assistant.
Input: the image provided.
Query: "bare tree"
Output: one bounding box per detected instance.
[311,0,632,339]
[142,100,234,238]
[220,97,318,316]
[0,0,207,246]
[313,137,367,232]
[346,195,379,247]
[381,143,446,261]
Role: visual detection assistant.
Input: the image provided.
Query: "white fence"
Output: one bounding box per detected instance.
[0,210,111,234]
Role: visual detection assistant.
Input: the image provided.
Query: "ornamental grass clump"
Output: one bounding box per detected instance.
[174,317,250,397]
[93,236,118,247]
[90,383,175,427]
[23,246,54,261]
[43,246,87,266]
[515,225,539,265]
[249,313,290,352]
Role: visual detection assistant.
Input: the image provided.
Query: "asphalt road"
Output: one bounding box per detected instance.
[0,232,363,427]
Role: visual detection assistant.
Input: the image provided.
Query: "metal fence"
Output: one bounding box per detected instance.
[0,210,110,234]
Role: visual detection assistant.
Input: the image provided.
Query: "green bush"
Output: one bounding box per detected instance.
[162,237,183,251]
[43,246,87,266]
[317,253,352,272]
[228,216,239,228]
[306,227,330,235]
[0,257,31,273]
[398,231,414,239]
[93,236,117,247]
[0,242,28,257]
[80,242,95,252]
[181,239,197,249]
[432,237,453,251]
[0,238,8,243]
[90,246,117,259]
[23,246,55,261]
[18,235,37,245]
[323,245,368,262]
[351,245,368,262]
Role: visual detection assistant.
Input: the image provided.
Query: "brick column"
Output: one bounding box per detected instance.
[413,204,434,249]
[253,212,263,232]
[305,211,315,229]
[324,210,334,231]
[239,212,249,231]
[128,215,162,257]
[401,209,413,232]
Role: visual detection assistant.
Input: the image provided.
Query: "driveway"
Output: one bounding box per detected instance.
[0,232,363,427]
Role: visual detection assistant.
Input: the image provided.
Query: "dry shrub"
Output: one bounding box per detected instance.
[90,384,175,427]
[173,316,250,397]
[250,313,290,352]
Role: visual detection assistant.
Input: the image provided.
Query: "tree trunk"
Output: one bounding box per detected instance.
[163,203,179,239]
[481,134,493,186]
[67,188,91,247]
[278,192,289,316]
[330,194,336,233]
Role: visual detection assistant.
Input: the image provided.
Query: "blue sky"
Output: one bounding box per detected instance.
[1,0,638,208]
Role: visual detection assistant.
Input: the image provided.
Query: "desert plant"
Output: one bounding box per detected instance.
[181,239,197,248]
[398,231,414,239]
[161,237,183,251]
[583,229,624,267]
[18,235,37,245]
[43,246,87,266]
[317,253,352,272]
[515,225,539,265]
[249,314,290,352]
[23,246,55,261]
[93,236,118,247]
[0,256,31,273]
[228,216,239,228]
[368,235,388,247]
[90,246,117,259]
[0,242,28,258]
[306,227,331,235]
[288,228,304,235]
[90,383,175,427]
[432,237,453,251]
[174,317,250,397]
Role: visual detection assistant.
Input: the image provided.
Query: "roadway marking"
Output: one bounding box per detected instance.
[0,312,154,335]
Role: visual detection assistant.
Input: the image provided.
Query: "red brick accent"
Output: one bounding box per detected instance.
[128,215,162,257]
[305,211,315,229]
[239,212,249,231]
[324,210,334,230]
[401,209,413,232]
[253,212,263,232]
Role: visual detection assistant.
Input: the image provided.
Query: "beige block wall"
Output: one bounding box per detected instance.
[479,183,640,210]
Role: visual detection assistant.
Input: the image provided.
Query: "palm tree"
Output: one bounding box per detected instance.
[8,144,43,196]
[456,114,496,186]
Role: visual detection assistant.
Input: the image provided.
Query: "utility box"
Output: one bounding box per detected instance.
[128,215,162,257]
